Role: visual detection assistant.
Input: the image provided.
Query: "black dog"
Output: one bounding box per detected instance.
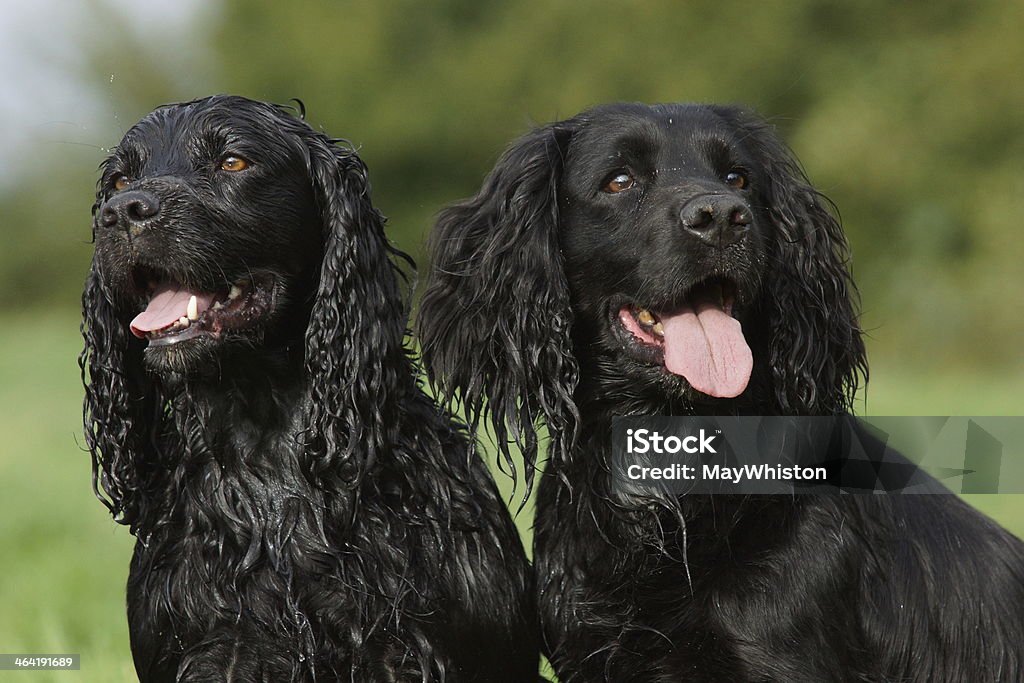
[81,95,537,682]
[419,103,1024,682]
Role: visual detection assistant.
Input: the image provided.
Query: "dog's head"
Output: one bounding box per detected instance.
[419,103,866,480]
[89,95,330,375]
[82,95,408,524]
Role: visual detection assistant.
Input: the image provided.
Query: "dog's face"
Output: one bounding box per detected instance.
[420,101,865,475]
[92,96,322,376]
[558,104,767,401]
[84,95,409,522]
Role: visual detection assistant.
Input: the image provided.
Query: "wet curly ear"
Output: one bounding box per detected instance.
[418,122,580,497]
[713,107,867,414]
[81,223,167,529]
[302,134,410,485]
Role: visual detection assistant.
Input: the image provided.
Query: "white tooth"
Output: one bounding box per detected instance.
[228,284,242,300]
[187,295,198,321]
[652,322,665,337]
[213,301,224,310]
[178,316,190,326]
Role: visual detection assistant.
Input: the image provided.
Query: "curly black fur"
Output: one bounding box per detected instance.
[419,103,1024,682]
[81,95,537,682]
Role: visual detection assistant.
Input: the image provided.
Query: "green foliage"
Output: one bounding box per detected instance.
[5,0,1023,370]
[203,0,1024,368]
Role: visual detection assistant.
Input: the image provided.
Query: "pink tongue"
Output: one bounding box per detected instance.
[661,301,753,398]
[130,285,213,338]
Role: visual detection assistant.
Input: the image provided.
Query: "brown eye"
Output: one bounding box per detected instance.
[603,172,635,194]
[220,156,249,172]
[113,175,130,191]
[725,169,747,189]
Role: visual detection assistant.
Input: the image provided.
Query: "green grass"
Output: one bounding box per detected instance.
[0,311,1020,682]
[859,361,1024,538]
[0,313,136,682]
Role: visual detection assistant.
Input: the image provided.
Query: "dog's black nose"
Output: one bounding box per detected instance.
[100,190,161,231]
[680,195,750,246]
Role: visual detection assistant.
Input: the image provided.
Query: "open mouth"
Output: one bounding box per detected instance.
[128,268,274,347]
[615,277,753,399]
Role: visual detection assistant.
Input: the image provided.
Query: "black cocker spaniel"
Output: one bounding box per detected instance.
[81,95,537,682]
[419,102,1024,682]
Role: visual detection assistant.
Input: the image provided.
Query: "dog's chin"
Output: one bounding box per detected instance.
[604,351,730,405]
[142,333,225,380]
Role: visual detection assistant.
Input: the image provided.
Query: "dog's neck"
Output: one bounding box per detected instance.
[557,363,778,506]
[158,344,310,462]
[551,383,805,549]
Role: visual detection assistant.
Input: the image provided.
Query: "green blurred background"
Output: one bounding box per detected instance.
[1,1,1021,680]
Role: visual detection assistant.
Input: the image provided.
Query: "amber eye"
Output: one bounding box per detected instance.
[724,169,748,189]
[220,156,249,172]
[113,175,130,191]
[603,172,635,194]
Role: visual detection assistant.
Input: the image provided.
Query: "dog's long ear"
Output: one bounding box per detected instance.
[302,134,408,485]
[418,122,579,495]
[717,107,867,413]
[81,207,165,530]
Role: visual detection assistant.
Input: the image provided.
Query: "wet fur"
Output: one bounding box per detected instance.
[82,95,537,682]
[419,102,1024,682]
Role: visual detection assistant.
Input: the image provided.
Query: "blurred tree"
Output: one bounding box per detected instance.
[207,0,1024,367]
[0,1,217,313]
[2,0,1022,370]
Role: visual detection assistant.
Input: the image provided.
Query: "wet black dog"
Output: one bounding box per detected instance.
[419,103,1024,682]
[82,95,536,682]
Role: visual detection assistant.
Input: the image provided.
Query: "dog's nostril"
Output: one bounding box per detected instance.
[682,204,716,232]
[126,196,160,222]
[100,205,119,228]
[730,207,751,227]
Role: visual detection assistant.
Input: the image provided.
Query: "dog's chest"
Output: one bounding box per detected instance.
[127,433,343,641]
